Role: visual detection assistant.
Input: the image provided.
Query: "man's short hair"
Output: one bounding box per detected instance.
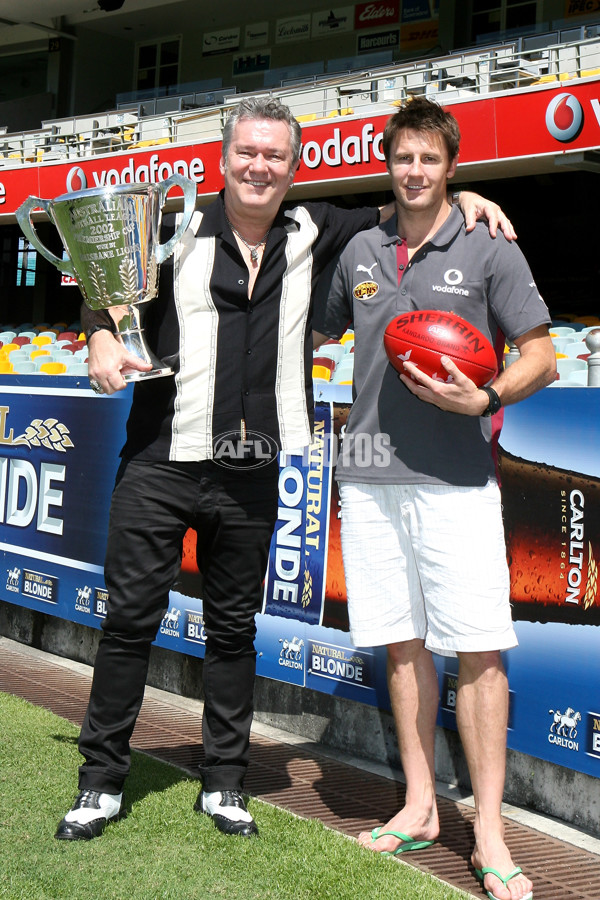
[222,97,303,166]
[382,96,461,167]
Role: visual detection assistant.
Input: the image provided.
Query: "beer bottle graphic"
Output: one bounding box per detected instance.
[498,446,600,625]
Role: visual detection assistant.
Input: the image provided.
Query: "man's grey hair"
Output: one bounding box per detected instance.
[222,97,302,166]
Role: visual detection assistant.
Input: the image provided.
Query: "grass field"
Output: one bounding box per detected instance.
[0,691,470,900]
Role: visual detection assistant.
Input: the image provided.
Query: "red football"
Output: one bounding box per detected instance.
[383,309,498,387]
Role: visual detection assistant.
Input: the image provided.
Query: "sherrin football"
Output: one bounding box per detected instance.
[383,309,498,387]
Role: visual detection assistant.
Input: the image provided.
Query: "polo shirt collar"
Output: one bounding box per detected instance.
[381,203,464,249]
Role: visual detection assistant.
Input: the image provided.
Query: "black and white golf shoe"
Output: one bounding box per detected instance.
[194,789,258,837]
[55,789,124,841]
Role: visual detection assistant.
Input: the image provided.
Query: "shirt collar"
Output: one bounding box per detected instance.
[381,203,464,249]
[194,190,296,242]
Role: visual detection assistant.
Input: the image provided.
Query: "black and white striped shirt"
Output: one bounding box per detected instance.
[104,193,378,461]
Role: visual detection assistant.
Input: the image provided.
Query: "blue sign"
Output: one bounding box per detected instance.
[2,377,600,778]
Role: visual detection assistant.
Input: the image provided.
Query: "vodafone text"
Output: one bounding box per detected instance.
[302,123,385,169]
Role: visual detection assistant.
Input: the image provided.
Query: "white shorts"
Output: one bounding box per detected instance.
[339,480,517,657]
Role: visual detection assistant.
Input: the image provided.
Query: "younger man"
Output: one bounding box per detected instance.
[315,97,556,900]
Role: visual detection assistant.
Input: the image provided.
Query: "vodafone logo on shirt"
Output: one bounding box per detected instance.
[545,93,584,143]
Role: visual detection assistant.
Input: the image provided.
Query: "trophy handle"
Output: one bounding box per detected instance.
[154,173,197,264]
[15,197,75,277]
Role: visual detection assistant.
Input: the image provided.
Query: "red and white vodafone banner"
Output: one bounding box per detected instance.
[1,77,599,218]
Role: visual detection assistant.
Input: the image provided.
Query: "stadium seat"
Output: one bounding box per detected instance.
[549,326,576,337]
[556,358,587,380]
[564,342,590,359]
[66,363,89,376]
[39,361,68,375]
[31,350,51,363]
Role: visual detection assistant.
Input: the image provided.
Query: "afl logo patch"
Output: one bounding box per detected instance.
[353,280,379,300]
[545,93,584,143]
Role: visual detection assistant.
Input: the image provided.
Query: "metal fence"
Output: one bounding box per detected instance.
[1,29,599,168]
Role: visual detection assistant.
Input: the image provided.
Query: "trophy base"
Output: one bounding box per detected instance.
[124,366,174,382]
[117,328,174,382]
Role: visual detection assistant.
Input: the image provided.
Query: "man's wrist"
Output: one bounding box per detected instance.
[479,385,502,417]
[85,323,113,343]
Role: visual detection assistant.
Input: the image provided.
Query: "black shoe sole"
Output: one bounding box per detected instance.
[55,809,126,841]
[193,794,259,837]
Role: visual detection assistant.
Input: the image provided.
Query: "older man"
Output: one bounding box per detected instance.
[56,96,512,842]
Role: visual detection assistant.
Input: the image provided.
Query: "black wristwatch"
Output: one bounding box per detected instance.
[85,323,113,342]
[480,385,502,417]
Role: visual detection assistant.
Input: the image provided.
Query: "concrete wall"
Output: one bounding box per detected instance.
[1,599,598,837]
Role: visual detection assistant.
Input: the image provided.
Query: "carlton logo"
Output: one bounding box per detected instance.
[545,93,584,143]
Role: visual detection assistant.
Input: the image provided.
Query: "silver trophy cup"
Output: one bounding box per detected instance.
[16,173,197,380]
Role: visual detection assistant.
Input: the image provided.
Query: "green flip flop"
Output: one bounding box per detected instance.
[370,827,435,856]
[475,866,533,900]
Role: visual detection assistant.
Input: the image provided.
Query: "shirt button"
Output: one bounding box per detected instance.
[244,390,250,396]
[238,279,245,285]
[399,264,405,271]
[246,348,252,355]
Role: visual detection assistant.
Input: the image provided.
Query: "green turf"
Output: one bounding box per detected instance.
[0,691,470,899]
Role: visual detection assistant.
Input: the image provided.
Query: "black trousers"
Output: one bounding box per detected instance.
[78,458,279,794]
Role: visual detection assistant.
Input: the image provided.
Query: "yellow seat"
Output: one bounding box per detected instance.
[129,138,171,149]
[31,349,50,360]
[312,365,332,382]
[0,342,19,356]
[39,362,67,375]
[0,360,14,373]
[32,335,52,347]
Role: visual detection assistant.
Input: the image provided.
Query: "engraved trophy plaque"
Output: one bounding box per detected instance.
[16,173,197,381]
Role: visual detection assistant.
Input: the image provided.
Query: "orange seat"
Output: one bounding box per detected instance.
[39,362,67,375]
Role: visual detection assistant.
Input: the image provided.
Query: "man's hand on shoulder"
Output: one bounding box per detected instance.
[87,329,152,394]
[378,200,396,223]
[455,190,517,241]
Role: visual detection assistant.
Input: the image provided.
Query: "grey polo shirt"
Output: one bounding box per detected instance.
[317,206,551,487]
